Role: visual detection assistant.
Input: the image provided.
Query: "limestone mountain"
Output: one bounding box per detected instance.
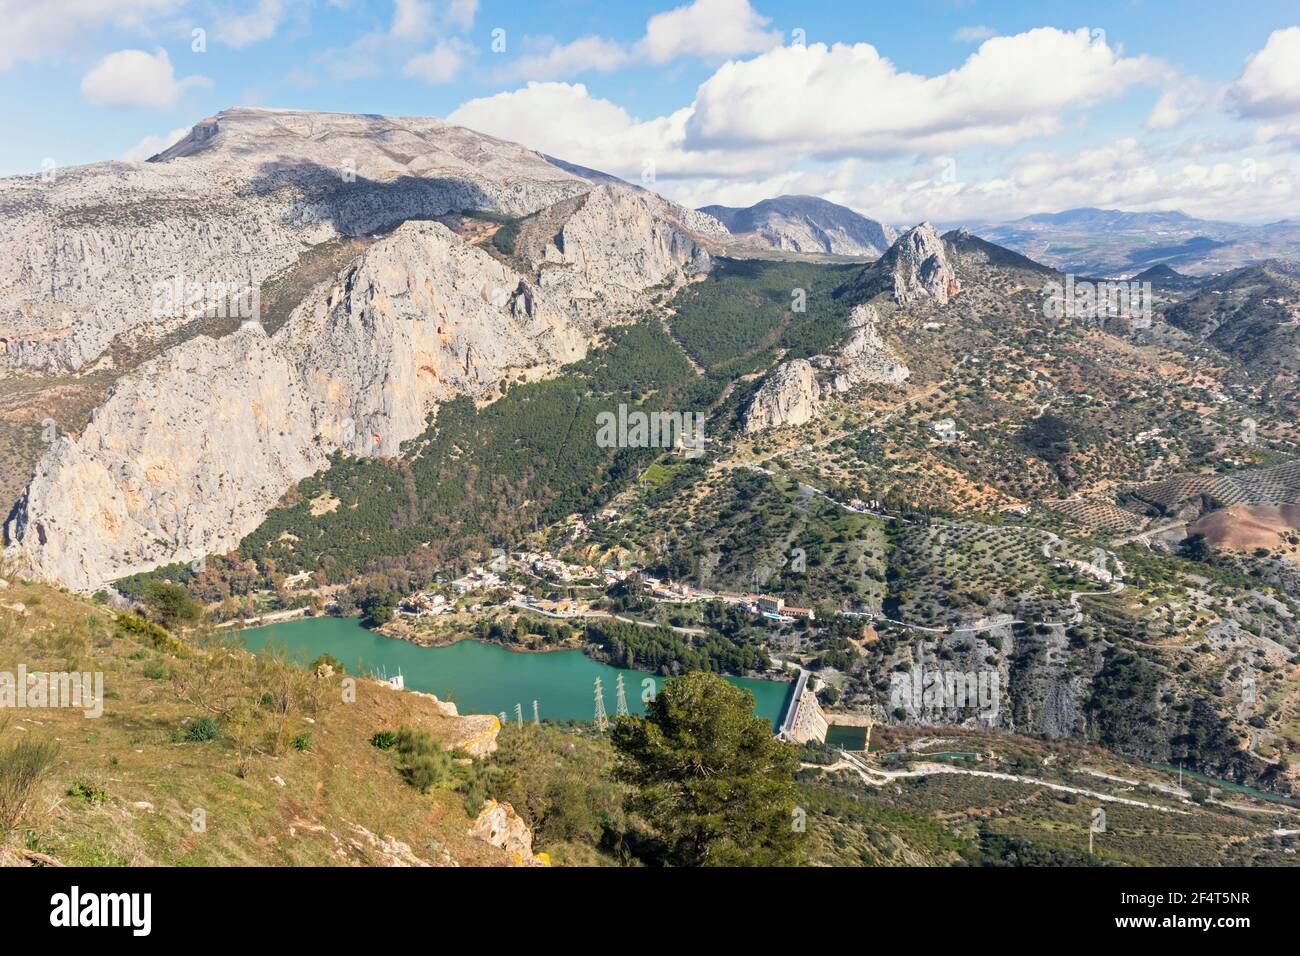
[1,108,727,590]
[699,195,895,258]
[838,222,960,306]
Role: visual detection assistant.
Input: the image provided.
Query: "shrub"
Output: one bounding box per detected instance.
[373,726,454,793]
[402,752,454,793]
[394,725,437,758]
[309,654,346,675]
[66,779,107,804]
[184,717,221,742]
[141,580,203,629]
[115,612,186,654]
[292,731,312,752]
[0,733,60,833]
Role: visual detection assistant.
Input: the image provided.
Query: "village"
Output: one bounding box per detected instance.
[392,547,819,626]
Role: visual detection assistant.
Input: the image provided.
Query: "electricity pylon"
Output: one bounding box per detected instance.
[594,677,609,731]
[615,673,629,717]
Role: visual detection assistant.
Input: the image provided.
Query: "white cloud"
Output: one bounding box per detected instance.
[1146,82,1206,131]
[121,125,189,161]
[447,0,477,31]
[685,30,1161,155]
[215,0,289,48]
[637,0,781,64]
[447,27,1300,227]
[391,0,434,39]
[447,81,778,182]
[499,35,629,81]
[819,140,1300,226]
[0,0,183,70]
[953,25,998,43]
[497,0,780,82]
[320,0,477,80]
[1225,26,1300,118]
[80,48,211,108]
[453,26,1162,198]
[404,37,474,83]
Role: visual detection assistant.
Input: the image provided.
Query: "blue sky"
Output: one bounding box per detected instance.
[3,0,1300,223]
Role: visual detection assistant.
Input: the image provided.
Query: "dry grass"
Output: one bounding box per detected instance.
[0,579,510,866]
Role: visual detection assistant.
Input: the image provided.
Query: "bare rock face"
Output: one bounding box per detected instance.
[535,184,714,297]
[469,799,547,866]
[743,359,821,433]
[885,222,958,305]
[700,195,895,257]
[5,221,589,590]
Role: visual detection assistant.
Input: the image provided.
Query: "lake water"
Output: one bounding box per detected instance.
[239,615,793,729]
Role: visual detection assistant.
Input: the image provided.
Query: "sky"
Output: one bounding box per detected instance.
[3,0,1300,224]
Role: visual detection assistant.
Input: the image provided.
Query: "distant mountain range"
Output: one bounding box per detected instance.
[961,207,1300,278]
[691,198,1300,277]
[698,195,896,258]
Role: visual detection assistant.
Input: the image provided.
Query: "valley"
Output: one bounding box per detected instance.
[4,106,1300,871]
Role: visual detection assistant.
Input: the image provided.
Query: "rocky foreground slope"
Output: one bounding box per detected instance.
[2,108,726,590]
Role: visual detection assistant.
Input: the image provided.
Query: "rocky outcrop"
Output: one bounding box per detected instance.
[533,184,714,298]
[743,305,908,433]
[700,195,895,257]
[469,799,548,866]
[884,222,958,305]
[742,359,820,433]
[819,304,910,393]
[442,714,501,757]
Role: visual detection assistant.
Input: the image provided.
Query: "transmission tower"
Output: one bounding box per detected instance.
[615,673,629,717]
[594,677,609,731]
[532,700,540,725]
[514,702,523,728]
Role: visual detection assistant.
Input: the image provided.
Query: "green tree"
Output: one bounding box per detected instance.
[141,580,203,629]
[358,591,395,628]
[610,672,803,866]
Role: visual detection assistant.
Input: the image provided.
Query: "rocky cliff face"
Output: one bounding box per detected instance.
[833,221,960,309]
[3,109,725,591]
[743,359,821,433]
[819,304,910,393]
[532,183,716,301]
[883,222,958,305]
[700,195,895,257]
[8,218,641,590]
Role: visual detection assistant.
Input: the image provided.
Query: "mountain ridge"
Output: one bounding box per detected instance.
[699,194,895,258]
